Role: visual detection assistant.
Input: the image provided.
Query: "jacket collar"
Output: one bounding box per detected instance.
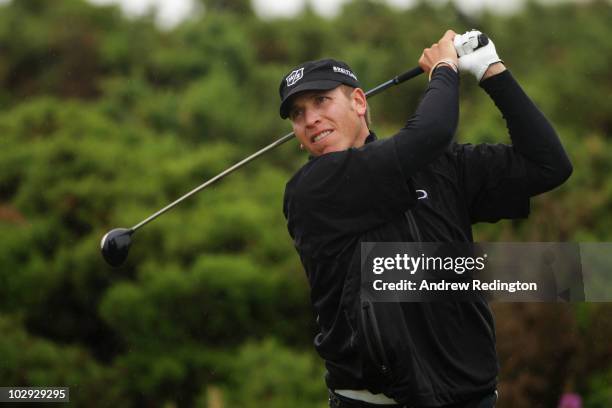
[308,130,377,160]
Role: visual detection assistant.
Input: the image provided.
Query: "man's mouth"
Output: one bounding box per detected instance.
[311,130,333,143]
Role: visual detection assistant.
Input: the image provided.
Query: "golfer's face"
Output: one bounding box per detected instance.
[289,87,365,156]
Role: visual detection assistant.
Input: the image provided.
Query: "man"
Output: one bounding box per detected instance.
[280,30,572,407]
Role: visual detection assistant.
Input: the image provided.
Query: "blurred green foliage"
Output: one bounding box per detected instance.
[0,0,610,406]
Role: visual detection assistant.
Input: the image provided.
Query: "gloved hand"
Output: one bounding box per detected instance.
[454,30,502,82]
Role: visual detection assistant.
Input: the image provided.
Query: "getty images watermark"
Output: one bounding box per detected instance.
[361,243,611,302]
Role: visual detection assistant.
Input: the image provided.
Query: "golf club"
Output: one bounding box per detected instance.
[100,32,490,267]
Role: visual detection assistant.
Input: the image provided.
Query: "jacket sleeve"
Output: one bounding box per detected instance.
[393,66,459,178]
[479,70,573,196]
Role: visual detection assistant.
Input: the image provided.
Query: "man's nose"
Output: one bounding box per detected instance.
[304,107,321,127]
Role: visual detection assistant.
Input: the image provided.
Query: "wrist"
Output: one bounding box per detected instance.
[480,62,506,82]
[429,58,458,81]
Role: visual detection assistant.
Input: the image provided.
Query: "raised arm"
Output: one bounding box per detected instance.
[393,30,460,177]
[480,65,573,196]
[456,30,572,196]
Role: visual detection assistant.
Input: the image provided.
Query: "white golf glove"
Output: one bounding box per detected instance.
[454,30,502,82]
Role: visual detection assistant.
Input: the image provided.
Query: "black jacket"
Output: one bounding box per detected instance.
[283,68,572,406]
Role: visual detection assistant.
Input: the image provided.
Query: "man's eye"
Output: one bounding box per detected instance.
[291,109,303,120]
[315,96,328,104]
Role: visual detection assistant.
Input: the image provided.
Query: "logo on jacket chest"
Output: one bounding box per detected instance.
[416,189,428,200]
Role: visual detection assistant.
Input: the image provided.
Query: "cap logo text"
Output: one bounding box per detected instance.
[333,66,357,81]
[286,68,304,87]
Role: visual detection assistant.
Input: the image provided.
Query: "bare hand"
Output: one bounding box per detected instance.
[418,30,458,74]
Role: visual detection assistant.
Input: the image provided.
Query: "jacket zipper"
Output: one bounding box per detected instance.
[361,300,392,378]
[404,209,422,242]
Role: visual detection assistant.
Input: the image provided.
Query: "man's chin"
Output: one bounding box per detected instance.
[320,145,345,155]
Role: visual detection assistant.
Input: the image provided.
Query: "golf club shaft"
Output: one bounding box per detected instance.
[130,65,425,232]
[131,131,296,231]
[365,66,423,98]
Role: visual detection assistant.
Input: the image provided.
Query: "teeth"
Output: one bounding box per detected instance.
[313,130,332,143]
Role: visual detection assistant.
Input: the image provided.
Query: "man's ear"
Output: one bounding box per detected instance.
[351,88,367,116]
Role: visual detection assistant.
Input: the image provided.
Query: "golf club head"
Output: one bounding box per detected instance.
[100,228,134,267]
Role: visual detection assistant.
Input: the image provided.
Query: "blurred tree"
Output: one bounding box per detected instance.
[198,0,254,15]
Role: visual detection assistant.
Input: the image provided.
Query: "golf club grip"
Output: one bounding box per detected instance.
[395,66,425,85]
[364,66,424,98]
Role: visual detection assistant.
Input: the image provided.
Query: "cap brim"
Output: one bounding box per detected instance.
[279,80,344,119]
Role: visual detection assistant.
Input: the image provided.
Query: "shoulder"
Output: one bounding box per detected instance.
[283,152,348,218]
[421,141,464,170]
[286,140,397,197]
[422,142,512,181]
[285,152,346,196]
[449,142,516,163]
